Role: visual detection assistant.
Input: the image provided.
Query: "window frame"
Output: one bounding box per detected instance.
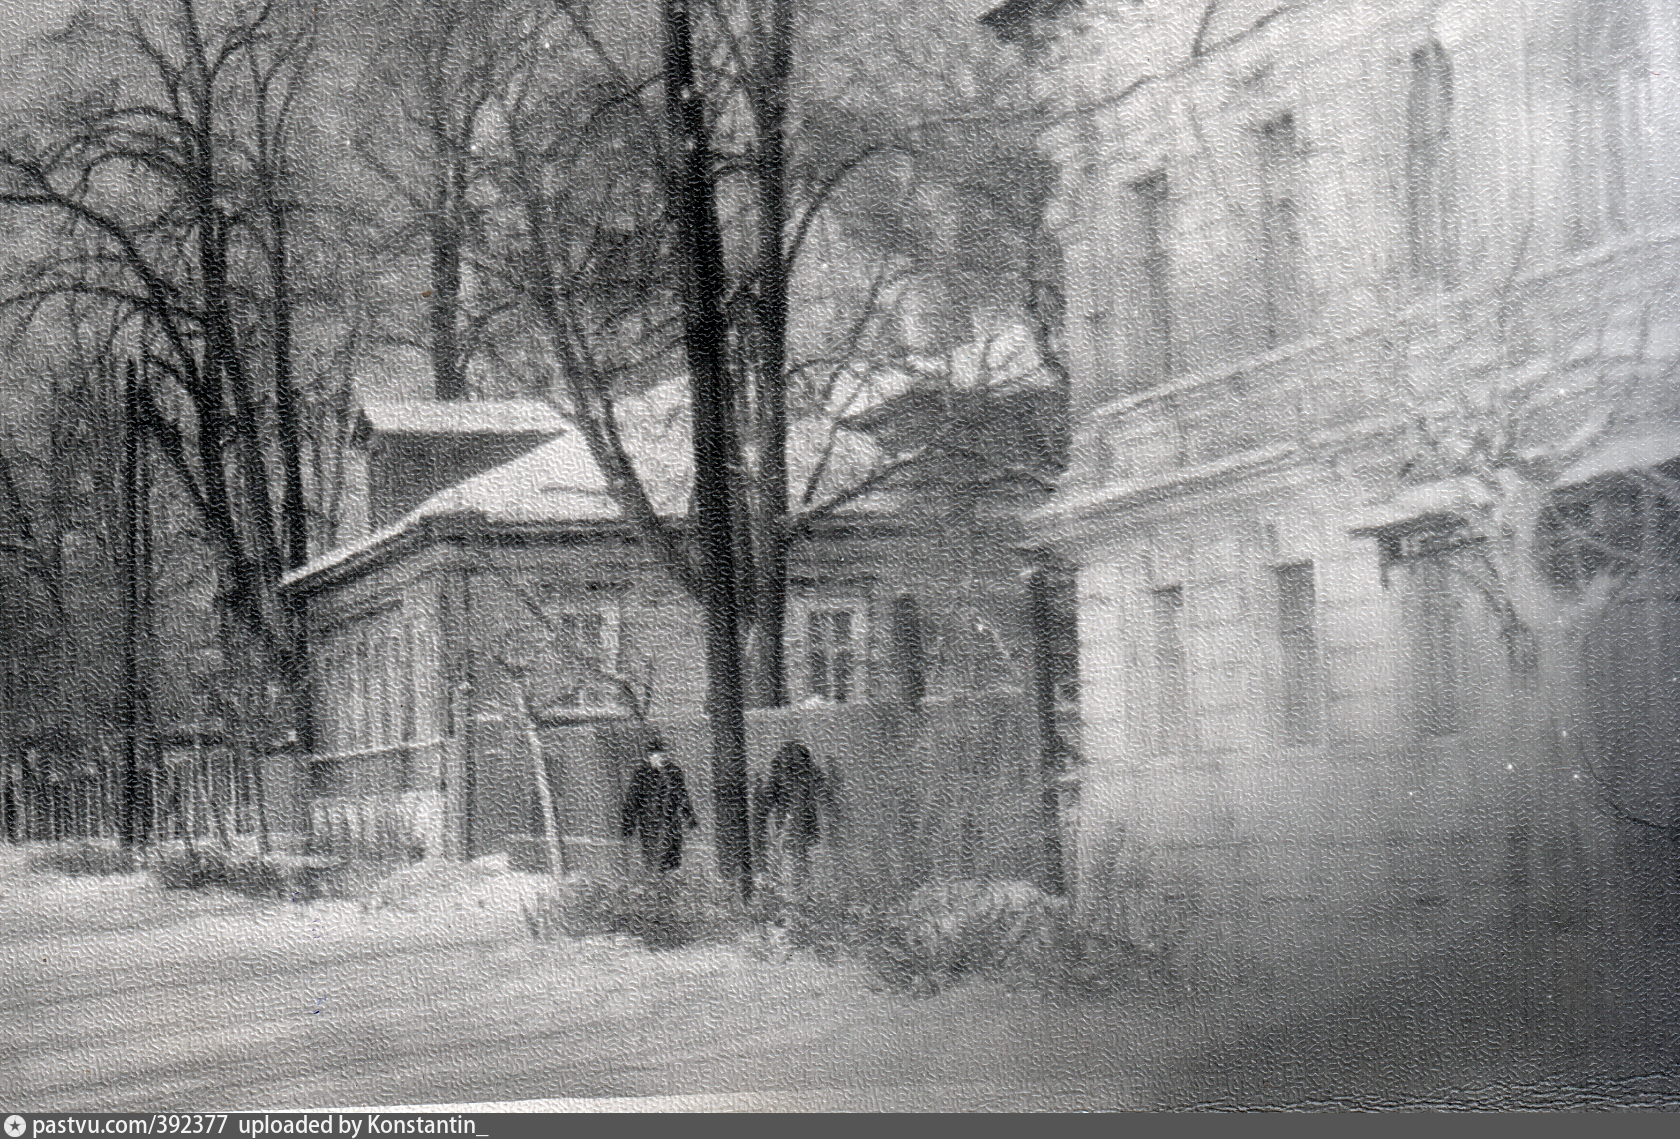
[788,585,873,705]
[1151,584,1188,751]
[1130,170,1175,378]
[532,580,628,711]
[1256,111,1309,347]
[1405,555,1464,738]
[317,602,419,761]
[1405,40,1456,284]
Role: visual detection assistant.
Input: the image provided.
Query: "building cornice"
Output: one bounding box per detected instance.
[282,509,914,598]
[1026,441,1300,553]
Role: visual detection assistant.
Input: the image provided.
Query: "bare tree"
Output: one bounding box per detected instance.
[347,0,549,399]
[461,0,1073,899]
[489,567,665,880]
[0,0,336,697]
[1387,258,1680,843]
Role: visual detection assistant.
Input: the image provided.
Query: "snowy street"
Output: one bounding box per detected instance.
[4,849,1674,1112]
[0,851,1146,1111]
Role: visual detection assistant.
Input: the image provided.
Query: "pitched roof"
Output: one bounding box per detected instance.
[354,399,567,441]
[415,382,888,522]
[284,383,894,590]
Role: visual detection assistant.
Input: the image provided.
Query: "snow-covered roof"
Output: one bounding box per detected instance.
[355,399,567,440]
[1557,429,1680,489]
[822,322,1051,424]
[285,382,894,590]
[412,382,887,521]
[279,513,425,590]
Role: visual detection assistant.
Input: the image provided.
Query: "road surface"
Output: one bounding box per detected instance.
[1,850,1670,1112]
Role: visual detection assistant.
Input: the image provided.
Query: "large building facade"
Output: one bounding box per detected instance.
[1021,0,1680,1037]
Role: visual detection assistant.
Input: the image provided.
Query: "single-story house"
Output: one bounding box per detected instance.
[281,383,1075,894]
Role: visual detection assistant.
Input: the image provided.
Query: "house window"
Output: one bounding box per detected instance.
[1409,558,1461,736]
[1406,42,1455,283]
[789,586,872,704]
[537,589,625,708]
[1152,585,1188,746]
[320,605,415,758]
[1132,171,1175,377]
[1275,563,1323,744]
[806,607,860,703]
[1258,113,1308,346]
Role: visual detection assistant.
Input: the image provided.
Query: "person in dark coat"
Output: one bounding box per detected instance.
[620,738,699,872]
[752,741,839,896]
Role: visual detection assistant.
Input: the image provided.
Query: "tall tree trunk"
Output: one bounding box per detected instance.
[747,0,793,710]
[428,200,468,400]
[273,244,307,573]
[120,360,149,850]
[1026,557,1067,896]
[665,0,751,901]
[269,205,313,760]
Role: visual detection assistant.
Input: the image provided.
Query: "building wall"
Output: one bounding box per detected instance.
[1059,459,1545,977]
[1042,0,1680,436]
[301,544,454,853]
[1030,0,1680,1013]
[297,504,1065,888]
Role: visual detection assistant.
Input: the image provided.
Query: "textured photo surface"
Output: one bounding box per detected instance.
[1,0,1677,1113]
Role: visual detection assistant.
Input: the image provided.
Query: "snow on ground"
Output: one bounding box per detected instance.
[2,844,1674,1112]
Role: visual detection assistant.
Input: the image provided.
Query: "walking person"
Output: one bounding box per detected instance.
[620,738,699,874]
[752,740,838,901]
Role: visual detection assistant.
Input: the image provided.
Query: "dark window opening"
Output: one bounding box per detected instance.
[808,608,858,703]
[1406,41,1456,283]
[1410,558,1461,736]
[1153,585,1188,746]
[1258,113,1308,346]
[1275,562,1323,744]
[1571,3,1642,247]
[1132,171,1175,377]
[1542,466,1680,592]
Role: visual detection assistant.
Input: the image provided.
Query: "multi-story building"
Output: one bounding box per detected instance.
[1012,0,1680,1029]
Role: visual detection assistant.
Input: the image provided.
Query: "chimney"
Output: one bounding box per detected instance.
[352,400,567,532]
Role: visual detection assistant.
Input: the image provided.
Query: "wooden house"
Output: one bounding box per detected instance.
[281,381,1075,894]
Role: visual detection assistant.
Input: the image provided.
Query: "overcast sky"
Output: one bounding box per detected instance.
[0,0,83,60]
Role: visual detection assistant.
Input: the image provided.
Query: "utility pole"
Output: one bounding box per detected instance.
[120,359,153,849]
